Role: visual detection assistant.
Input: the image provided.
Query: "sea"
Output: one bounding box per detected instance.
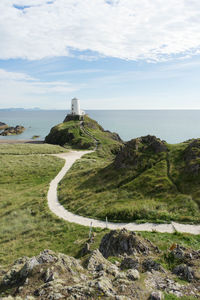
[0,110,200,144]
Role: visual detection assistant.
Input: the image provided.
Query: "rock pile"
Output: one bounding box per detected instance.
[0,125,25,136]
[99,228,150,258]
[0,230,199,299]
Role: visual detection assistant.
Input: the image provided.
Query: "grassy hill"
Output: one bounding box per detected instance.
[45,115,122,156]
[0,143,96,267]
[0,142,199,281]
[59,134,200,224]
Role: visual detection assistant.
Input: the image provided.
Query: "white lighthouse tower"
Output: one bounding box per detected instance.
[71,98,85,116]
[64,97,85,122]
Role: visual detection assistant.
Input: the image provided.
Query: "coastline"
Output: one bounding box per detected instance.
[0,139,44,144]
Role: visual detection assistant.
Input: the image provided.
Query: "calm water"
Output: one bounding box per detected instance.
[0,110,200,143]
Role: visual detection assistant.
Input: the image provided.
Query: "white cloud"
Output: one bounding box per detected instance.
[0,69,81,107]
[0,68,35,80]
[0,0,200,61]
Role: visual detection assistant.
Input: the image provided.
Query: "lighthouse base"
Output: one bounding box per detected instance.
[63,114,85,123]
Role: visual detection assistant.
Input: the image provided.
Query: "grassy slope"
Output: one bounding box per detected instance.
[45,117,95,149]
[45,115,122,153]
[0,143,100,267]
[0,143,199,275]
[59,137,200,223]
[0,143,67,155]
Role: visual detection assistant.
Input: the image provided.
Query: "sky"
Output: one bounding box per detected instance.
[1,0,200,109]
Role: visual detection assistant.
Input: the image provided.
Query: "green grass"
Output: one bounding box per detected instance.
[0,143,199,271]
[164,293,197,300]
[45,118,95,149]
[0,143,99,267]
[0,143,66,155]
[45,115,122,155]
[139,231,200,251]
[59,137,200,224]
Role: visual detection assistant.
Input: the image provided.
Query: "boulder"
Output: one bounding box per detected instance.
[120,257,139,270]
[2,257,29,285]
[142,259,164,273]
[20,257,40,278]
[149,291,163,300]
[80,242,90,256]
[172,264,194,282]
[126,269,140,280]
[171,245,184,260]
[99,229,149,258]
[87,249,118,276]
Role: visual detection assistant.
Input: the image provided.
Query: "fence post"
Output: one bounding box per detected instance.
[89,221,93,239]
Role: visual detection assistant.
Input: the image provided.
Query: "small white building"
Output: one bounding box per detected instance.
[71,98,85,116]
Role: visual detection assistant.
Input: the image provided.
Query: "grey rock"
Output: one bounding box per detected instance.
[142,258,164,273]
[87,249,117,274]
[172,264,194,282]
[80,242,90,256]
[171,245,184,260]
[37,249,56,264]
[120,257,139,270]
[96,276,115,297]
[2,257,29,285]
[149,291,163,300]
[119,284,127,292]
[126,269,140,280]
[20,257,39,278]
[99,228,149,258]
[44,268,55,283]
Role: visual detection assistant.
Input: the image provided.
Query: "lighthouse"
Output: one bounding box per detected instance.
[63,97,85,122]
[71,98,85,116]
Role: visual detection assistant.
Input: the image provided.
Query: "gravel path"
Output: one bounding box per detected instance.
[47,151,200,235]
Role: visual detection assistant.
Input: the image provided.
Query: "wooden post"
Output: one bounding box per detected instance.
[89,221,93,239]
[106,217,108,229]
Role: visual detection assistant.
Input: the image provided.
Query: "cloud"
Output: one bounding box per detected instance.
[0,0,200,62]
[0,68,35,80]
[0,68,81,107]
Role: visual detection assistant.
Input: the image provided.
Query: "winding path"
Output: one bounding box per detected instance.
[47,151,200,235]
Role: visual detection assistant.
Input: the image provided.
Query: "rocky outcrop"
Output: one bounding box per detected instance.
[114,135,167,169]
[0,125,25,136]
[142,258,165,273]
[172,264,194,282]
[99,229,150,258]
[0,122,8,130]
[149,291,163,300]
[184,139,200,175]
[120,257,139,270]
[0,231,199,299]
[45,115,123,152]
[103,130,123,143]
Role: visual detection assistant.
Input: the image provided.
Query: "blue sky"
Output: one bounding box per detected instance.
[1,0,200,109]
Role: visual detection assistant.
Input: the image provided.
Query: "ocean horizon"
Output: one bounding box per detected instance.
[0,109,200,144]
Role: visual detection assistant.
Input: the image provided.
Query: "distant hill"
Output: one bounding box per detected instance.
[0,107,41,111]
